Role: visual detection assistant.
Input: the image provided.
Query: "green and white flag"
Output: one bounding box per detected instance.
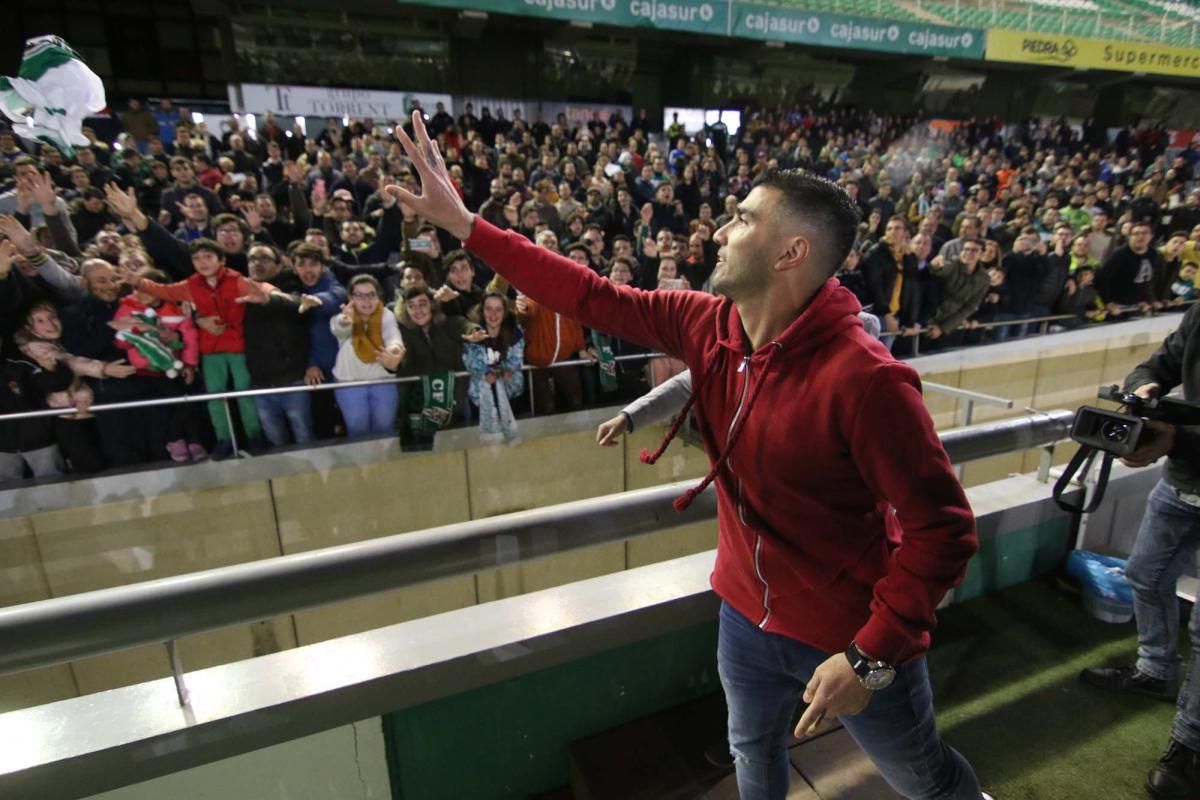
[1,36,106,155]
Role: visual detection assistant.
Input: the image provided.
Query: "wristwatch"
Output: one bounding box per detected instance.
[845,641,897,690]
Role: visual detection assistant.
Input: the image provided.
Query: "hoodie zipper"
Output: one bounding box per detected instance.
[730,355,771,630]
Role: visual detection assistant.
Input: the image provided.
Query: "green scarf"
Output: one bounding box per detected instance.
[591,330,617,393]
[410,371,456,435]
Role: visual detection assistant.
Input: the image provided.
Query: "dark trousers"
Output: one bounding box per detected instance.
[309,384,344,440]
[91,377,169,467]
[530,364,583,416]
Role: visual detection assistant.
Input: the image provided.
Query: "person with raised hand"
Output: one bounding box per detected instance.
[384,111,986,800]
[329,274,405,439]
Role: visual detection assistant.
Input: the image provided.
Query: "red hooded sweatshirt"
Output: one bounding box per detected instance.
[465,218,977,665]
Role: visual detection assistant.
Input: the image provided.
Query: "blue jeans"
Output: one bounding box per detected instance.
[254,383,315,447]
[334,384,399,438]
[717,602,981,800]
[1126,478,1200,750]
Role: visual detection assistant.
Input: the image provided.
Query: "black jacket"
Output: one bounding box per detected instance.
[1124,302,1200,492]
[1097,245,1160,306]
[862,242,922,326]
[1000,251,1048,314]
[0,357,58,453]
[397,317,470,376]
[243,295,311,387]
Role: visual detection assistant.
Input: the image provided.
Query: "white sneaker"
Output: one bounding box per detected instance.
[982,793,994,800]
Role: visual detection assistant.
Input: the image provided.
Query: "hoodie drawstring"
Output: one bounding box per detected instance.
[638,351,721,466]
[643,344,782,513]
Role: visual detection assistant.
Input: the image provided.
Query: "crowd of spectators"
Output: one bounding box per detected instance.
[2,95,1199,485]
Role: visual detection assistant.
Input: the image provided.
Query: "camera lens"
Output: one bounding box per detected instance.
[1101,420,1131,443]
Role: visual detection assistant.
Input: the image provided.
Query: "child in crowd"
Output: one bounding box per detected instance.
[111,268,207,461]
[130,238,267,458]
[1171,263,1197,304]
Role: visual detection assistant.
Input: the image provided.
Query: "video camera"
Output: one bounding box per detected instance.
[1053,385,1200,513]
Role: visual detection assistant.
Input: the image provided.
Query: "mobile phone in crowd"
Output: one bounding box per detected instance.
[408,237,435,253]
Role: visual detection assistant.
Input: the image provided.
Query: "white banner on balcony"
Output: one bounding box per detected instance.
[228,83,453,121]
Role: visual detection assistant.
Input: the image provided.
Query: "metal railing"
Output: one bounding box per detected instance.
[0,409,1076,694]
[882,301,1195,359]
[0,349,1013,461]
[0,352,658,458]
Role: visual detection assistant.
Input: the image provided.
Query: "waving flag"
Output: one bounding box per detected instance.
[1,36,106,155]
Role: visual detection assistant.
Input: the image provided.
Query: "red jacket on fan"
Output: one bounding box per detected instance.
[135,268,259,355]
[465,218,977,666]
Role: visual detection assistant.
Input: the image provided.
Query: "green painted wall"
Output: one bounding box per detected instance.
[380,517,1072,798]
[956,518,1073,602]
[383,621,720,799]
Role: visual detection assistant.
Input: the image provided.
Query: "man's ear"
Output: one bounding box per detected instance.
[775,235,811,272]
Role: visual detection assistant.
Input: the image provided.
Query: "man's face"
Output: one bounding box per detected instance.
[885,218,909,247]
[87,263,121,302]
[912,231,931,260]
[446,258,474,290]
[341,222,365,247]
[1054,227,1072,248]
[1071,236,1090,257]
[405,294,433,328]
[568,249,590,266]
[1130,226,1153,252]
[84,195,105,213]
[256,196,276,219]
[960,241,982,267]
[613,240,632,259]
[248,246,281,281]
[295,257,323,287]
[214,222,245,254]
[96,231,123,258]
[608,261,633,286]
[960,219,979,238]
[1165,236,1186,258]
[400,267,426,292]
[171,162,195,184]
[712,187,780,300]
[490,179,506,200]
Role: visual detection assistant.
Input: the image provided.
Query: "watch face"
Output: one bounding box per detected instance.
[863,667,897,691]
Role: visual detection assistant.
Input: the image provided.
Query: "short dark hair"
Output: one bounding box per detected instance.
[443,249,471,269]
[211,213,249,239]
[564,242,590,256]
[188,238,224,260]
[751,169,861,278]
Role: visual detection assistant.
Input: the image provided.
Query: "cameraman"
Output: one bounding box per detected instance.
[1080,302,1200,799]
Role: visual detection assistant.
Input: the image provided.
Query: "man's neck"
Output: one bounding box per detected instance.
[735,285,819,352]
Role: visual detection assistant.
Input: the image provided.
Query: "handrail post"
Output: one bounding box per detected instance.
[223,398,241,458]
[957,398,976,429]
[527,366,536,416]
[1037,443,1055,483]
[165,639,189,706]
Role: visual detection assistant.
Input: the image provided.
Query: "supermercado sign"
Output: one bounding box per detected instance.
[732,4,983,58]
[986,29,1200,79]
[413,0,730,35]
[230,84,453,118]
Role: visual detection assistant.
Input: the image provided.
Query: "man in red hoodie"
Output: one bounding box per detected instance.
[388,113,984,800]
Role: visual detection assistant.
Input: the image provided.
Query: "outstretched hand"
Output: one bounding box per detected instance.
[0,215,37,257]
[383,111,475,241]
